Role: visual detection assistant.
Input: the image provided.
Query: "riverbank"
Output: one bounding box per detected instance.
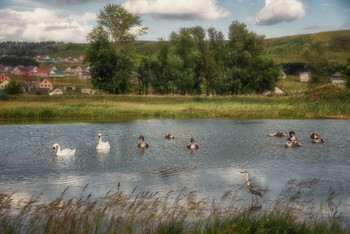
[0,85,349,124]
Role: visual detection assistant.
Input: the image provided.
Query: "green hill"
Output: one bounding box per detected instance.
[47,29,350,65]
[266,30,350,64]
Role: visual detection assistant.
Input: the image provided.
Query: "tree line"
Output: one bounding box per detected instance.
[85,4,281,95]
[0,41,63,57]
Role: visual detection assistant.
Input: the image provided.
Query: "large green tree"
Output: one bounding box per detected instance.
[342,57,350,88]
[86,4,147,93]
[85,29,120,93]
[97,4,148,53]
[303,39,332,85]
[224,21,279,94]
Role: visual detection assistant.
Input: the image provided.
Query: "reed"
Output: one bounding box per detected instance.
[1,184,349,233]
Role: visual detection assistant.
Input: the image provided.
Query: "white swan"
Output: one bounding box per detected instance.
[52,143,76,156]
[96,133,110,150]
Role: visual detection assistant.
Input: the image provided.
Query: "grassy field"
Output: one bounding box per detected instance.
[266,30,350,64]
[1,82,349,123]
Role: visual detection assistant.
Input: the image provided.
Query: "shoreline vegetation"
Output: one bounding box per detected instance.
[1,185,349,233]
[0,84,349,124]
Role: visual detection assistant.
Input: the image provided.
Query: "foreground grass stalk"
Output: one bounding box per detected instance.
[1,186,349,233]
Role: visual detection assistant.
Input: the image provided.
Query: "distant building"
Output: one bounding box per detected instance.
[0,80,10,89]
[81,89,96,95]
[33,68,47,77]
[279,71,286,79]
[78,71,91,80]
[299,72,310,83]
[330,72,344,84]
[0,72,11,82]
[49,88,64,96]
[39,79,53,91]
[49,70,64,78]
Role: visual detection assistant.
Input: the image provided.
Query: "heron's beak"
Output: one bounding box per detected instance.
[239,171,246,174]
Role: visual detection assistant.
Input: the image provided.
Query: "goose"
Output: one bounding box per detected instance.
[286,131,297,141]
[310,131,324,143]
[268,131,287,137]
[187,137,200,150]
[164,133,175,139]
[52,143,76,156]
[138,135,150,148]
[96,133,110,150]
[310,132,320,140]
[284,140,302,147]
[312,137,325,143]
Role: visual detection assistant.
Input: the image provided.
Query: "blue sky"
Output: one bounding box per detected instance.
[0,0,349,43]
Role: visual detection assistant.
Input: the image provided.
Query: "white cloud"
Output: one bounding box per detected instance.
[0,8,96,42]
[123,0,230,20]
[256,0,305,25]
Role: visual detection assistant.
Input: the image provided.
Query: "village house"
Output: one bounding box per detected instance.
[330,72,344,84]
[70,66,83,74]
[23,78,53,94]
[33,68,47,77]
[0,80,10,89]
[78,71,91,80]
[299,72,310,82]
[0,72,11,82]
[24,78,38,93]
[81,88,96,95]
[49,69,64,78]
[39,79,53,91]
[64,86,76,91]
[49,88,64,96]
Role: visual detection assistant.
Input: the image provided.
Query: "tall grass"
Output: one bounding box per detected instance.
[1,185,348,233]
[1,84,349,123]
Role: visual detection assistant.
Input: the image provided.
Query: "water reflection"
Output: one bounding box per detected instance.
[0,119,349,220]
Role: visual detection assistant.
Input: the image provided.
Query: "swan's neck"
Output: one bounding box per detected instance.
[56,145,61,154]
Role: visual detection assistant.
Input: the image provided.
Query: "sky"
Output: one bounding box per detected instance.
[0,0,349,43]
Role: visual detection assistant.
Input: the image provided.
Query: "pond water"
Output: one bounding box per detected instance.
[1,119,349,220]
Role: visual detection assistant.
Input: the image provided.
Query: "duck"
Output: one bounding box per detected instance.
[164,133,175,139]
[187,137,200,150]
[96,133,110,150]
[52,143,76,156]
[286,131,297,141]
[284,140,302,147]
[138,135,150,148]
[268,131,287,137]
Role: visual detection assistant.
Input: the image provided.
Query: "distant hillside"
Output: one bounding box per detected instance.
[2,30,349,65]
[266,30,350,64]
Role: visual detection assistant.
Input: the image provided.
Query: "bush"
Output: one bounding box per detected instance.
[4,80,23,95]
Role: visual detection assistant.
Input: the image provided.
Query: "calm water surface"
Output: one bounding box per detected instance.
[1,119,349,218]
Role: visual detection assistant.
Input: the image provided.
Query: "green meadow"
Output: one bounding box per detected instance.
[1,83,349,123]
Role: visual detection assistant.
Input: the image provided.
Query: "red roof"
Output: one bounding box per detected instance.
[35,69,47,73]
